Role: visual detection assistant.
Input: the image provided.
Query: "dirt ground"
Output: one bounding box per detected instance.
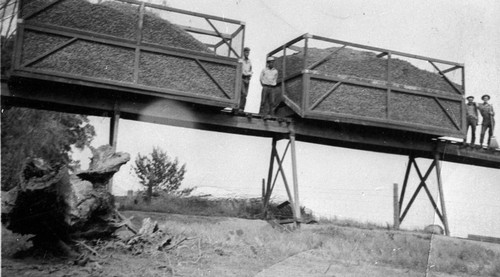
[2,211,498,277]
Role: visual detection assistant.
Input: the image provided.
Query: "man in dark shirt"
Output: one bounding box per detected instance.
[463,96,478,146]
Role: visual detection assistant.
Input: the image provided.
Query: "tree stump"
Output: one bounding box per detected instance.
[1,145,130,253]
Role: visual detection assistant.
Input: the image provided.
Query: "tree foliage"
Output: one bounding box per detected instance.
[133,146,186,202]
[1,107,96,190]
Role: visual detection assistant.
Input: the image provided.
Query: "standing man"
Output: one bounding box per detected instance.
[238,47,253,113]
[260,56,278,119]
[478,94,495,148]
[463,96,478,146]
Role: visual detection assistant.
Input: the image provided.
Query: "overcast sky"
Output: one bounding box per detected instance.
[76,0,500,238]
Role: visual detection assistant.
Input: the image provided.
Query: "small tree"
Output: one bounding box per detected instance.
[133,146,186,203]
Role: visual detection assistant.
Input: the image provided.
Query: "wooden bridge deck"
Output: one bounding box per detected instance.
[2,77,499,169]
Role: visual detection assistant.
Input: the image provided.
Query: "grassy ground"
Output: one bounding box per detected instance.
[2,195,500,276]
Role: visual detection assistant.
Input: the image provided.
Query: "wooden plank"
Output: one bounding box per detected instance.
[310,34,463,67]
[309,81,342,110]
[178,24,232,39]
[302,36,309,70]
[267,34,305,57]
[116,0,243,24]
[428,61,463,95]
[24,22,237,65]
[468,235,500,244]
[231,24,245,40]
[309,73,462,102]
[399,156,413,214]
[386,52,391,119]
[277,71,303,84]
[304,107,463,138]
[22,0,63,20]
[205,18,240,58]
[12,68,236,107]
[442,65,461,74]
[433,97,461,130]
[283,96,303,117]
[12,18,25,70]
[393,183,400,229]
[306,45,346,70]
[290,133,301,224]
[377,52,388,58]
[3,0,17,39]
[263,138,277,217]
[434,152,450,236]
[281,46,287,97]
[194,59,231,99]
[21,38,77,67]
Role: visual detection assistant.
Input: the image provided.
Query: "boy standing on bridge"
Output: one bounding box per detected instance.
[478,94,495,148]
[260,57,279,119]
[463,96,478,146]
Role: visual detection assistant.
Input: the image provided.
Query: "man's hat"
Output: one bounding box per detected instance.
[481,94,491,100]
[243,47,250,51]
[466,96,474,100]
[266,56,275,62]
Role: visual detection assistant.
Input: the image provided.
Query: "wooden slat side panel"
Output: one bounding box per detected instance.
[21,30,70,64]
[390,92,459,131]
[309,81,387,119]
[18,36,238,104]
[30,40,136,82]
[301,77,464,137]
[281,76,303,111]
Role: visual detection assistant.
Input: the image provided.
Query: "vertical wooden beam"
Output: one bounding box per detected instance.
[108,101,120,193]
[261,178,265,202]
[263,137,277,217]
[386,52,392,119]
[290,132,301,226]
[133,2,145,83]
[399,155,413,214]
[281,45,286,97]
[109,102,120,151]
[302,34,309,70]
[240,23,246,55]
[393,183,400,229]
[434,151,450,236]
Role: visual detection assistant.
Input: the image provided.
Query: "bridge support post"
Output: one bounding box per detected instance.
[108,101,120,193]
[397,153,450,236]
[262,133,301,226]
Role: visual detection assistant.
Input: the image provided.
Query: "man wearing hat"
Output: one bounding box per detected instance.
[259,56,279,119]
[478,94,495,148]
[238,47,253,113]
[463,96,478,145]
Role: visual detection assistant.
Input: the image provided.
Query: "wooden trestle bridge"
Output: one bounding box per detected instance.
[1,0,499,236]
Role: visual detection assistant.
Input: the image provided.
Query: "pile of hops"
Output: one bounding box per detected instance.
[275,47,460,95]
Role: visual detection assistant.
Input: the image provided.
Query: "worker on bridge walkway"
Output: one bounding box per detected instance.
[238,47,253,113]
[259,56,279,119]
[464,95,478,146]
[478,94,495,148]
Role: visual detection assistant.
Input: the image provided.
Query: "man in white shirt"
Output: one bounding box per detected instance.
[259,56,279,119]
[238,47,253,113]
